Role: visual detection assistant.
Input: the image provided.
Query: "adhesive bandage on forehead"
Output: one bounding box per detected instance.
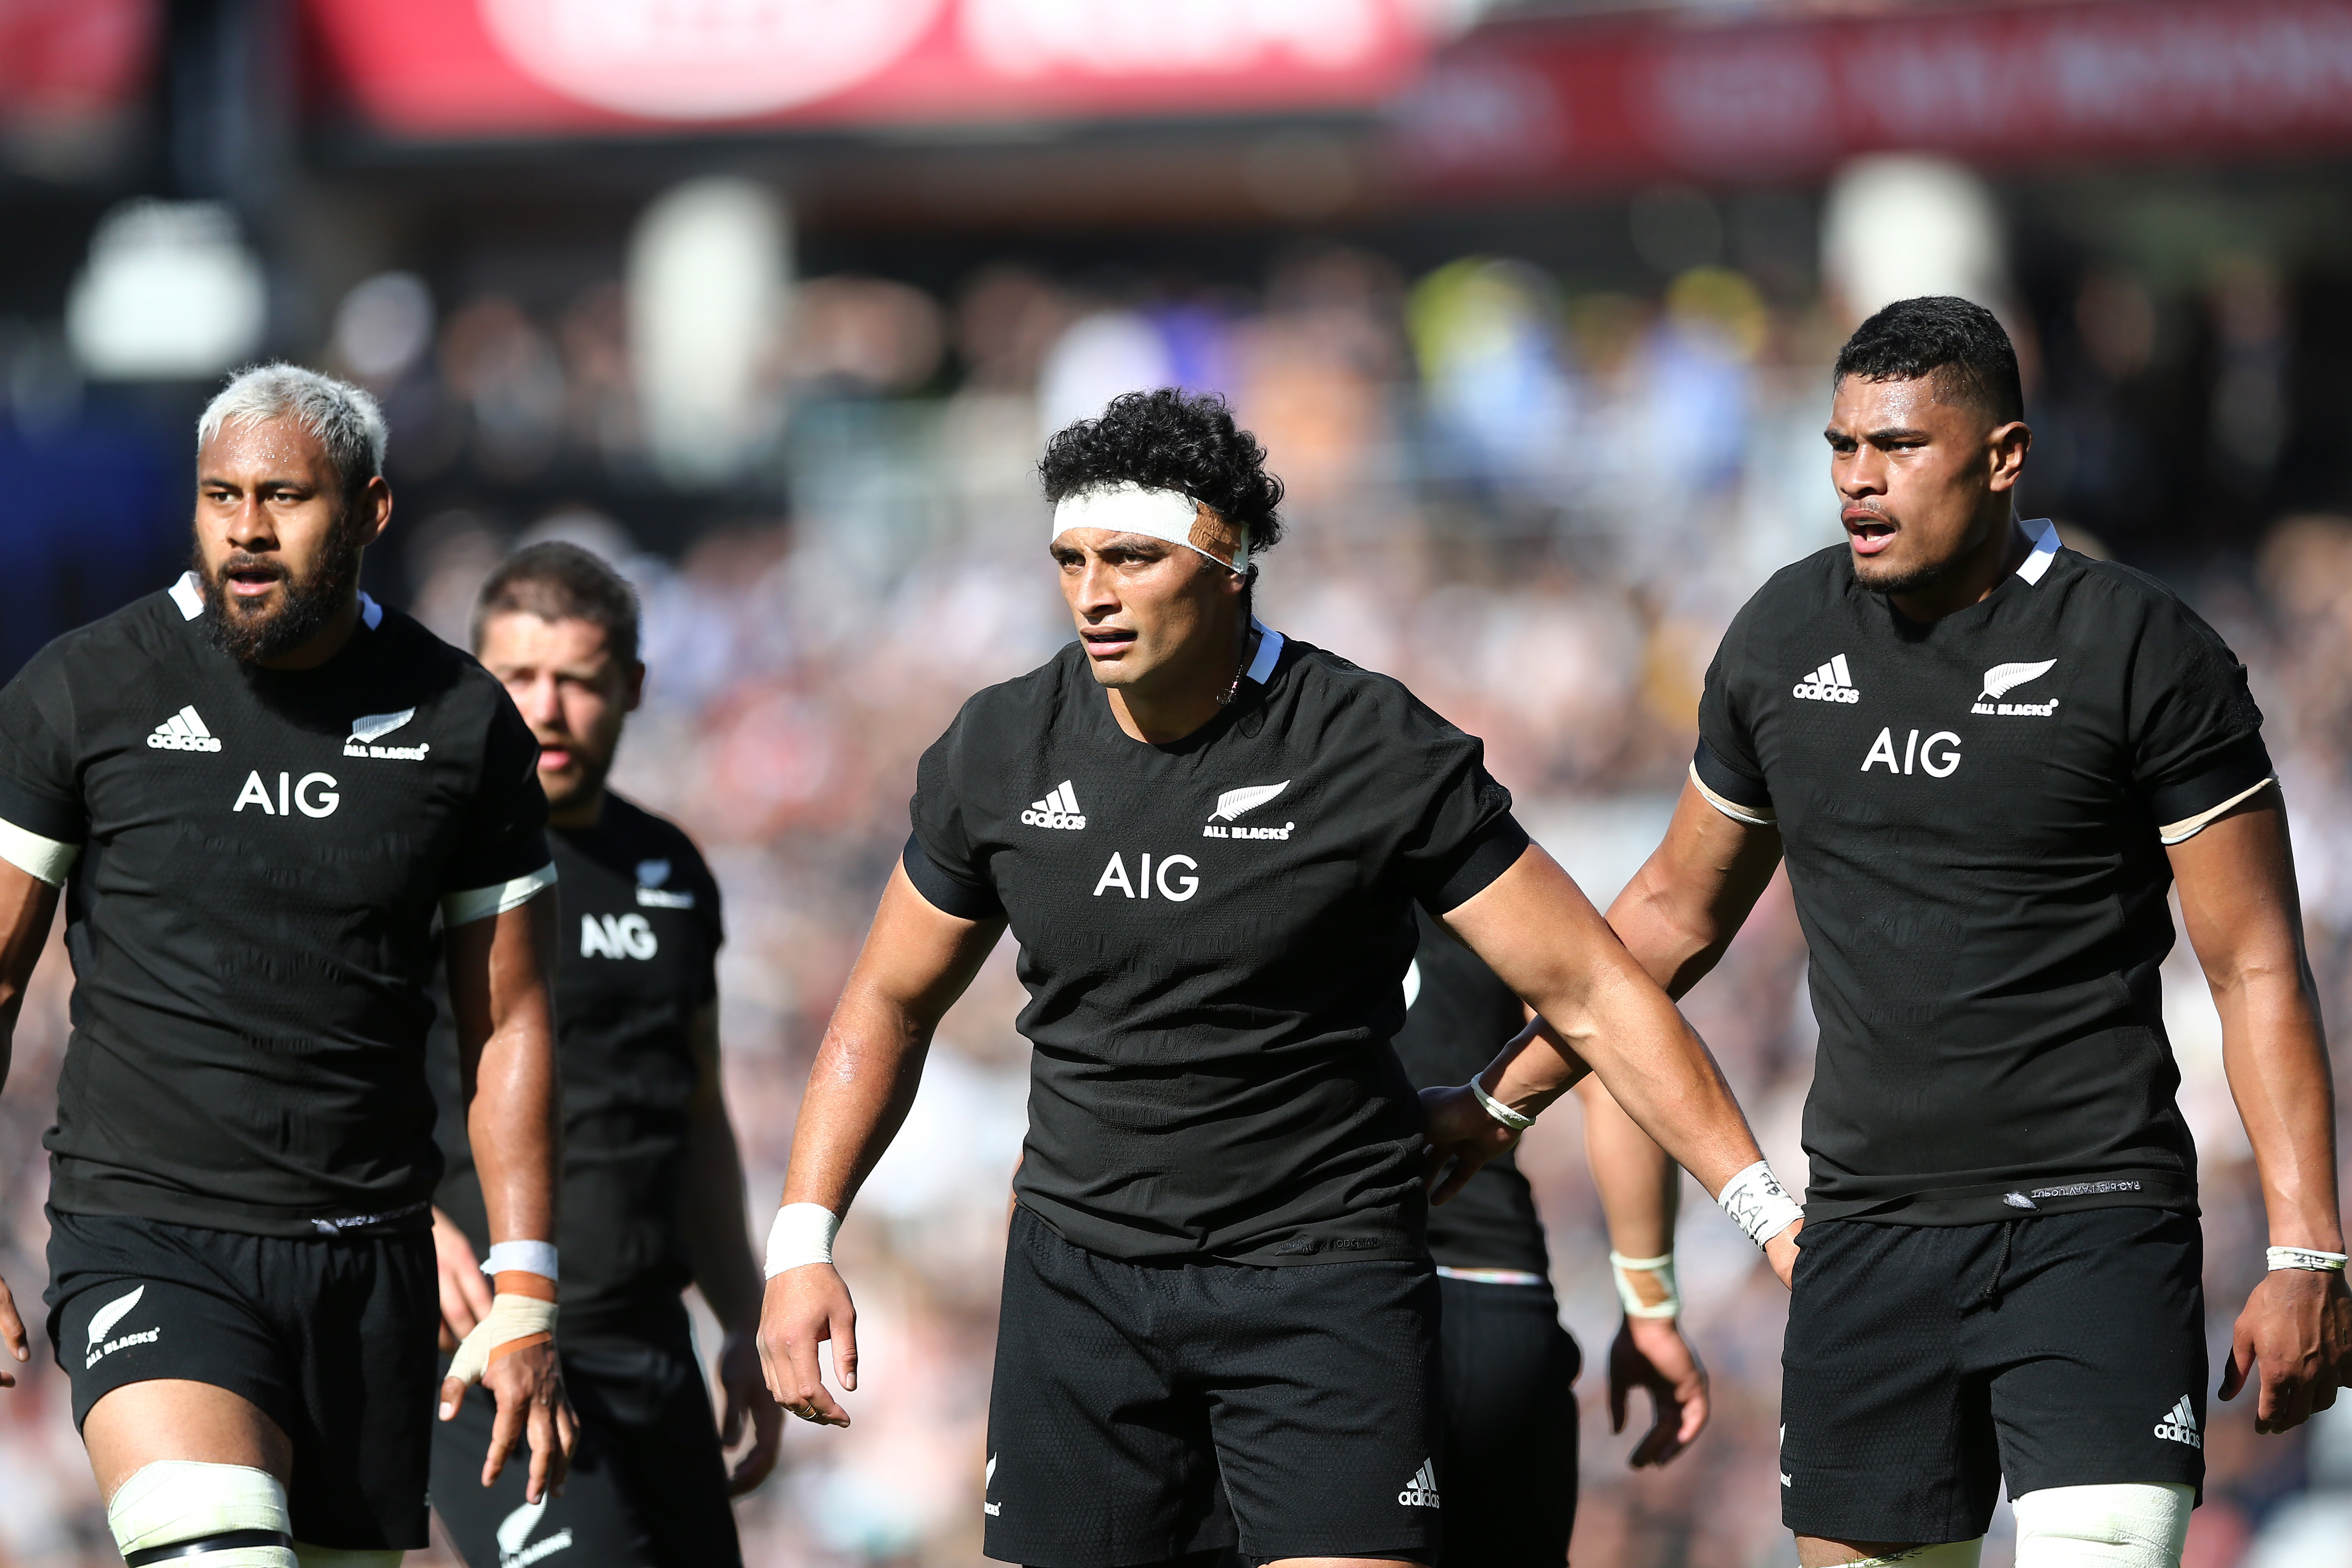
[108,1460,296,1567]
[2011,1482,2191,1567]
[1052,483,1248,576]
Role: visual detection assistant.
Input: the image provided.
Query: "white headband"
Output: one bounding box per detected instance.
[1052,483,1248,576]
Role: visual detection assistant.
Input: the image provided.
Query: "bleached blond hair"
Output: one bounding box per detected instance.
[197,362,387,493]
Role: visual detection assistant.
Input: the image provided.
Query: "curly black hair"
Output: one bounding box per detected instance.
[1834,295,2023,426]
[1039,388,1285,563]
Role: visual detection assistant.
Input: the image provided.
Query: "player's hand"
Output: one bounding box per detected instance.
[1418,1084,1521,1206]
[431,1207,494,1352]
[0,1268,27,1388]
[716,1326,784,1494]
[2220,1267,2352,1433]
[457,1339,578,1503]
[1608,1315,1710,1467]
[1765,1220,1802,1290]
[759,1264,857,1428]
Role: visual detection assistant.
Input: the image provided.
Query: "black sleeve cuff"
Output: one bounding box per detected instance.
[1692,739,1773,812]
[902,833,1003,921]
[1420,815,1534,916]
[0,772,83,845]
[2146,734,2273,826]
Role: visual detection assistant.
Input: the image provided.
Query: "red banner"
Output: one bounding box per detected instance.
[0,0,152,126]
[1398,0,2352,193]
[303,0,1428,139]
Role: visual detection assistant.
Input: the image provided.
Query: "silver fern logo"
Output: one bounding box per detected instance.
[1205,781,1293,841]
[1973,660,2060,717]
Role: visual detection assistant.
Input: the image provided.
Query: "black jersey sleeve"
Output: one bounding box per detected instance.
[2122,583,2271,827]
[0,644,87,847]
[1396,702,1529,915]
[1694,600,1774,815]
[441,696,553,893]
[904,704,1006,920]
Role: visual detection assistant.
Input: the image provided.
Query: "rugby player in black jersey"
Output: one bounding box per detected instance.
[1607,297,2351,1566]
[0,365,573,1567]
[755,388,1799,1568]
[1391,909,1708,1567]
[424,544,779,1568]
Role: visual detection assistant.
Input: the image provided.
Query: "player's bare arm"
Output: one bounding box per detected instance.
[0,857,58,1386]
[445,891,578,1500]
[757,866,1005,1426]
[1427,843,1797,1283]
[2173,795,2352,1434]
[680,999,785,1491]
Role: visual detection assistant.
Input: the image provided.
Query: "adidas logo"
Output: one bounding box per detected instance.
[1020,781,1087,831]
[2154,1395,2201,1448]
[147,706,222,752]
[1396,1459,1441,1509]
[1792,655,1861,704]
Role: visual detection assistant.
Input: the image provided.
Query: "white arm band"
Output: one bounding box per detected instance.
[443,1292,558,1394]
[0,817,79,886]
[764,1203,842,1278]
[1468,1077,1534,1132]
[1609,1250,1681,1319]
[441,862,558,927]
[2268,1245,2347,1272]
[1716,1160,1803,1249]
[481,1240,559,1280]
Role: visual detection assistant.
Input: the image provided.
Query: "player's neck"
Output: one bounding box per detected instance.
[548,784,607,833]
[1105,622,1259,745]
[251,593,363,671]
[1886,510,2033,623]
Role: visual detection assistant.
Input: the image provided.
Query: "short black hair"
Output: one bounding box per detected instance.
[474,541,641,663]
[1833,296,2024,426]
[1039,388,1285,564]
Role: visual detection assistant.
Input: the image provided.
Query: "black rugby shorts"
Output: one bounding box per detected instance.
[985,1206,1442,1567]
[45,1207,439,1552]
[431,1304,741,1568]
[1434,1274,1579,1568]
[1780,1207,2206,1544]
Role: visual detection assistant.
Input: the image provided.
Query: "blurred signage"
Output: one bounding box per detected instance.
[1399,0,2352,191]
[0,0,153,142]
[303,0,1429,137]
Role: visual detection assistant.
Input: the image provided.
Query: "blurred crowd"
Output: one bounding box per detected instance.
[5,241,2352,1568]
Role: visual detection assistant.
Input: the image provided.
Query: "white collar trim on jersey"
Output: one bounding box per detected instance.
[2015,518,2060,585]
[1245,619,1284,685]
[170,570,381,630]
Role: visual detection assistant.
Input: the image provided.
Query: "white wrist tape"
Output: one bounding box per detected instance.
[480,1240,559,1280]
[444,1293,558,1392]
[2268,1245,2348,1272]
[1468,1077,1534,1132]
[1717,1160,1803,1250]
[1609,1250,1681,1319]
[764,1203,842,1278]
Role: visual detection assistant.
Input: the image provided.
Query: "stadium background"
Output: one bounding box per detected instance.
[6,0,2352,1563]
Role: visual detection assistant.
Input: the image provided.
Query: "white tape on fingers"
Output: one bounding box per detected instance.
[444,1292,558,1390]
[2011,1482,2192,1567]
[764,1203,842,1278]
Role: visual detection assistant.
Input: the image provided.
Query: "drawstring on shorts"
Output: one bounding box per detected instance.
[1975,1219,2018,1306]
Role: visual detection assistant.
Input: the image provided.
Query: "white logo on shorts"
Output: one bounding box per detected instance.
[496,1495,574,1565]
[2154,1395,2202,1448]
[985,1453,1001,1517]
[1397,1459,1441,1508]
[83,1285,160,1369]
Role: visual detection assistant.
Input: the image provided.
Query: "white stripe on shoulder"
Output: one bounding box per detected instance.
[441,862,559,927]
[0,817,80,886]
[2159,776,2275,845]
[2015,518,2061,585]
[1245,620,1285,685]
[1690,761,1776,827]
[167,572,204,620]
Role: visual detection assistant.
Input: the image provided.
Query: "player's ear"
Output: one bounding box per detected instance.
[1986,419,2031,493]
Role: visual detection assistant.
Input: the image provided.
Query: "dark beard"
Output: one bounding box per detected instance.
[196,507,370,663]
[1853,546,1966,599]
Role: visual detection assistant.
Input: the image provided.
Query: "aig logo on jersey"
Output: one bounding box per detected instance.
[233,770,339,817]
[1793,655,1861,703]
[582,912,658,960]
[1022,781,1087,830]
[1861,728,1961,778]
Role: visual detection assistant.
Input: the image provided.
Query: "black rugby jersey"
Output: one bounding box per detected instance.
[905,627,1529,1265]
[0,574,550,1236]
[430,794,724,1330]
[1695,522,2271,1225]
[1390,905,1550,1276]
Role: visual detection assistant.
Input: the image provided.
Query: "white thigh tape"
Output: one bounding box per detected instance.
[2012,1481,2191,1568]
[108,1460,294,1568]
[764,1202,842,1278]
[1608,1250,1681,1319]
[1716,1160,1803,1249]
[444,1292,557,1390]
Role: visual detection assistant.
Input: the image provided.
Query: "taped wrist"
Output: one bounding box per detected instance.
[1468,1076,1534,1132]
[108,1460,295,1568]
[2268,1245,2348,1272]
[764,1202,842,1278]
[445,1276,558,1389]
[1609,1250,1681,1319]
[1716,1159,1803,1250]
